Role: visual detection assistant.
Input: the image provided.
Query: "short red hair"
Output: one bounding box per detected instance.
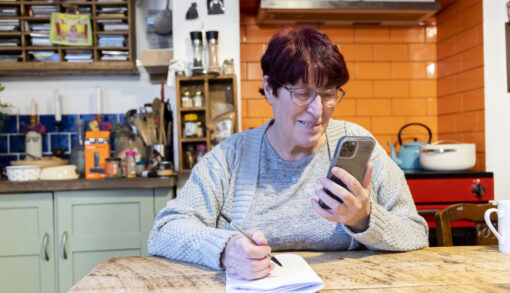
[259,27,349,97]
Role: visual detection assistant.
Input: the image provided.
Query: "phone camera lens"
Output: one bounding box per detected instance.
[340,141,357,157]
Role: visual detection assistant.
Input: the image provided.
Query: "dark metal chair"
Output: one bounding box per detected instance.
[435,203,498,246]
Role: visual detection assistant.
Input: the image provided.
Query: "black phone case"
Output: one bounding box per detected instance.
[319,136,376,210]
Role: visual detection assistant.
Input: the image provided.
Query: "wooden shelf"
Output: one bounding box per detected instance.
[176,74,239,172]
[0,0,136,75]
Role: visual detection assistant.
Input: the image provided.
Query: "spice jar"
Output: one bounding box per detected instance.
[192,91,204,107]
[196,121,204,137]
[181,91,193,108]
[196,144,207,163]
[183,113,198,137]
[222,58,234,75]
[105,157,121,178]
[125,151,136,178]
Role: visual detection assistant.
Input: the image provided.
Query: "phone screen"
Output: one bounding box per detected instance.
[319,136,375,210]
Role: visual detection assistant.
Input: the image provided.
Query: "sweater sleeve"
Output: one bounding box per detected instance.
[147,137,241,270]
[342,124,429,251]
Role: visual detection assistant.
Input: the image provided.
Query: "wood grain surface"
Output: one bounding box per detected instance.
[70,246,510,292]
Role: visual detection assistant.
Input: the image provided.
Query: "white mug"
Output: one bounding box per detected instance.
[485,200,510,254]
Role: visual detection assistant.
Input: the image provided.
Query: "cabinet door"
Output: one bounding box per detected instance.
[55,189,153,292]
[0,193,55,293]
[154,187,175,216]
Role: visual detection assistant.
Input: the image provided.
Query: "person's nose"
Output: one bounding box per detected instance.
[306,93,324,117]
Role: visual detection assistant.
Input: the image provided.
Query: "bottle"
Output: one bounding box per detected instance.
[181,91,192,108]
[125,151,136,178]
[183,113,198,137]
[196,121,204,137]
[196,144,206,162]
[192,91,204,107]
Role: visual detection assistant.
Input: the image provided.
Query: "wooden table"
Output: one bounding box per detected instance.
[70,246,510,292]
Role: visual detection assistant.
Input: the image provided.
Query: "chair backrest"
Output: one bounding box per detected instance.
[435,203,498,246]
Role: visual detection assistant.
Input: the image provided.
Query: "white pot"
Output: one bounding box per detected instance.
[419,142,476,171]
[6,165,41,181]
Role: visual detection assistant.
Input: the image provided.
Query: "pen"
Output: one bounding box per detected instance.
[220,212,283,267]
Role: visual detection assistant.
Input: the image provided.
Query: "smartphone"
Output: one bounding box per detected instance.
[319,136,376,210]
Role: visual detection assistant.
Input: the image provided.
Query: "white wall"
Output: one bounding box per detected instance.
[483,0,510,201]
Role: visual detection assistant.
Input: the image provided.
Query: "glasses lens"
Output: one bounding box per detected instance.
[288,86,345,107]
[290,88,313,105]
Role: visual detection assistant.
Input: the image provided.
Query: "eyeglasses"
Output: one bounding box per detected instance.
[281,85,345,108]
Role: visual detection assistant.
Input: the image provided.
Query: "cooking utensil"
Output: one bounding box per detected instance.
[154,0,172,35]
[419,141,476,171]
[134,117,150,145]
[387,123,432,170]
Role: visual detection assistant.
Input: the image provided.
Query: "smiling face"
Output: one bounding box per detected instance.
[264,76,335,152]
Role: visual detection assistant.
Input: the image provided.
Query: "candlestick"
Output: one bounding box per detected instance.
[54,89,62,122]
[30,99,37,116]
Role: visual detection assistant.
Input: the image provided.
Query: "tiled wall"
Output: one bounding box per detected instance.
[436,0,485,171]
[240,15,438,153]
[0,114,122,167]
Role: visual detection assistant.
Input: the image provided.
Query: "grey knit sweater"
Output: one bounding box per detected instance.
[147,120,429,270]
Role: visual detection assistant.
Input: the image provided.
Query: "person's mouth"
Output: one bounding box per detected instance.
[298,120,321,128]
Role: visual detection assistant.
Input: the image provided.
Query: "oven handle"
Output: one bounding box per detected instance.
[418,209,440,214]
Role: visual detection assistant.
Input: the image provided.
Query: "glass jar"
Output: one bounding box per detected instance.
[196,121,204,138]
[192,91,204,107]
[181,91,193,108]
[222,58,234,75]
[105,157,121,178]
[184,144,196,169]
[125,151,136,178]
[184,113,198,137]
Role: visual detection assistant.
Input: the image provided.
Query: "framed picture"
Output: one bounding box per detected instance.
[50,12,92,46]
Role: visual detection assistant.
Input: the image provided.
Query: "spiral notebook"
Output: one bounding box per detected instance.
[226,254,325,293]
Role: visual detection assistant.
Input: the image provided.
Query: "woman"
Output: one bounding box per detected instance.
[148,27,428,280]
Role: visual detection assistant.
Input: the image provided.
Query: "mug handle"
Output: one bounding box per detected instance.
[484,208,504,244]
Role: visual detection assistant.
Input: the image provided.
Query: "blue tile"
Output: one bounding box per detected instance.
[0,154,18,167]
[9,134,24,153]
[50,133,70,153]
[42,134,50,153]
[103,114,118,124]
[19,115,30,129]
[39,115,56,133]
[58,114,77,132]
[0,135,7,153]
[119,113,125,123]
[1,115,17,133]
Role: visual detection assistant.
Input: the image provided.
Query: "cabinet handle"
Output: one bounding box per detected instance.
[43,233,49,261]
[61,231,68,260]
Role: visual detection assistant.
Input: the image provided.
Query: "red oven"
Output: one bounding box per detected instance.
[405,171,494,228]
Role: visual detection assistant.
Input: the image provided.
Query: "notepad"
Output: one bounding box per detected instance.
[226,254,325,293]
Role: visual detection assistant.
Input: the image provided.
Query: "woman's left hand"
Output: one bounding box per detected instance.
[311,163,374,232]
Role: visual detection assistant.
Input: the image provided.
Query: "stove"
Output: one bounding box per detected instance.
[405,171,494,228]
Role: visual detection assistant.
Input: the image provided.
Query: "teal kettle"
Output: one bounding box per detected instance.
[387,123,432,170]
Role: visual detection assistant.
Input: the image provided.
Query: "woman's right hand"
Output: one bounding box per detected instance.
[221,230,275,280]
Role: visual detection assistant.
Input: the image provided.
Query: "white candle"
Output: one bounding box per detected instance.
[96,86,102,114]
[54,89,62,122]
[30,99,37,116]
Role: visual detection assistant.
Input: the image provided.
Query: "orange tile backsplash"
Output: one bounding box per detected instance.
[239,0,485,170]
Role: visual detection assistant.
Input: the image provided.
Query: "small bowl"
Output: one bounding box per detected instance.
[6,165,41,181]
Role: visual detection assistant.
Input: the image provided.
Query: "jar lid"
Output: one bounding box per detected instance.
[195,91,202,95]
[184,91,190,95]
[184,113,198,120]
[197,144,207,151]
[126,151,136,156]
[106,158,121,162]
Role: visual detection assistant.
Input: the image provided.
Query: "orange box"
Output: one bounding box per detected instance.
[85,131,110,180]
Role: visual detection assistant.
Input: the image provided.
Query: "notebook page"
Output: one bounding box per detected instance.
[226,253,325,293]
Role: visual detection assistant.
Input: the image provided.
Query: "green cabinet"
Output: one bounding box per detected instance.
[0,187,175,293]
[0,193,56,293]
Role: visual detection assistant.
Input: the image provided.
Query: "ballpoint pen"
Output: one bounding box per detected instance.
[220,212,283,267]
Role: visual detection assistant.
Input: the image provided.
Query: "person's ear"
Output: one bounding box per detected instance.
[263,75,275,104]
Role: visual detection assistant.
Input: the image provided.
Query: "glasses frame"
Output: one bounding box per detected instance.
[281,85,346,108]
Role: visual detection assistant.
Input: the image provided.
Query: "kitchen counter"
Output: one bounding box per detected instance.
[0,176,177,194]
[70,246,510,292]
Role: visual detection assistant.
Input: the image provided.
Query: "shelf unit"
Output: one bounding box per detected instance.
[175,74,238,173]
[0,0,136,75]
